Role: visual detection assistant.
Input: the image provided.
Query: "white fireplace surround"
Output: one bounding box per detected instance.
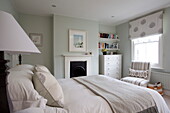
[63,54,92,78]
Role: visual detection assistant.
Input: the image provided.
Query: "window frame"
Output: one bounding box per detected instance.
[131,34,163,69]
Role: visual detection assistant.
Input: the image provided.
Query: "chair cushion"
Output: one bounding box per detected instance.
[129,68,148,79]
[121,77,149,87]
[33,71,64,107]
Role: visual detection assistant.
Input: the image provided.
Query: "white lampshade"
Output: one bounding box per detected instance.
[0,11,40,54]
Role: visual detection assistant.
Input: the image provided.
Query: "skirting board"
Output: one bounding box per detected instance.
[164,90,170,96]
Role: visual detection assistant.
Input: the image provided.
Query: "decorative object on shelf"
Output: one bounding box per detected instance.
[29,33,43,47]
[0,10,40,113]
[69,29,87,52]
[101,49,108,55]
[85,52,92,55]
[112,42,119,49]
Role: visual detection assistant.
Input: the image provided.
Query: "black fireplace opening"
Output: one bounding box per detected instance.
[70,61,87,78]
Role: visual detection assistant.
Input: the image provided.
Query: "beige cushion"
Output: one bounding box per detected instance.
[33,71,64,107]
[8,70,47,112]
[34,65,51,73]
[129,68,148,78]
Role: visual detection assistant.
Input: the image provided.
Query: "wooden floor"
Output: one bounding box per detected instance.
[163,95,170,109]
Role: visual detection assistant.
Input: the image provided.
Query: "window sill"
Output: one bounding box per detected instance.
[151,66,164,70]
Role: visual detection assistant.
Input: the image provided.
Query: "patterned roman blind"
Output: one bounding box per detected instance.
[129,11,163,39]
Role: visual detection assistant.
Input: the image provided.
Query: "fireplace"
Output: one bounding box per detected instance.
[63,54,92,78]
[70,61,87,78]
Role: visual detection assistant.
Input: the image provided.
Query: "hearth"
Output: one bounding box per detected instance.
[70,61,87,78]
[63,54,92,78]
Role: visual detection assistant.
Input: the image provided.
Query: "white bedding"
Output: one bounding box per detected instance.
[58,75,170,113]
[13,75,170,113]
[14,77,112,113]
[14,106,67,113]
[58,77,112,113]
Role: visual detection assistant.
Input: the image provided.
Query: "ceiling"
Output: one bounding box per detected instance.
[12,0,170,26]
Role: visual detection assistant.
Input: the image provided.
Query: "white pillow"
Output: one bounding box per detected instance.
[129,68,148,78]
[14,107,44,113]
[8,70,47,112]
[9,64,34,72]
[33,71,64,107]
[34,65,51,73]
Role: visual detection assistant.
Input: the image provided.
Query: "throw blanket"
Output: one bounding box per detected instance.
[73,75,158,113]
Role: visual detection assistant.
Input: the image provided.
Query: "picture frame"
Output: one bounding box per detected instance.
[69,29,87,52]
[29,33,43,47]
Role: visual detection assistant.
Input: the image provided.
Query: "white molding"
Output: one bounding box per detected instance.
[63,54,93,57]
[64,56,91,78]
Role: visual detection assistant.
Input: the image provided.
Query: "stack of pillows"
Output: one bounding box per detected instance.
[8,64,65,113]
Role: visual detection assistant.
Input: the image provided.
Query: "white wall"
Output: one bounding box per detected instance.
[53,15,99,78]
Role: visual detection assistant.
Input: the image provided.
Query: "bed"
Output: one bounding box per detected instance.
[7,64,170,113]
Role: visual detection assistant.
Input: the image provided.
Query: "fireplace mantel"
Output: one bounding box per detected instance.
[62,54,93,57]
[63,54,92,78]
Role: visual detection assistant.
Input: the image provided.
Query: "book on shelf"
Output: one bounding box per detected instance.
[98,42,119,49]
[99,33,119,39]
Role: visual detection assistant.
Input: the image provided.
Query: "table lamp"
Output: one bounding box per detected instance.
[0,11,40,113]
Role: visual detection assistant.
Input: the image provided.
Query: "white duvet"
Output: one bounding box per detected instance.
[58,77,112,113]
[15,75,170,113]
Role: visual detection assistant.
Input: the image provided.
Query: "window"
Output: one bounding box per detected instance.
[131,34,162,68]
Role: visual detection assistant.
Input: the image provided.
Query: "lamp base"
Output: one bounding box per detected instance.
[19,54,22,65]
[0,51,10,113]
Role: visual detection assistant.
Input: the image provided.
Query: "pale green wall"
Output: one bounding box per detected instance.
[116,7,170,90]
[0,0,18,18]
[116,23,131,77]
[162,7,170,72]
[0,0,19,66]
[99,24,116,33]
[53,15,99,78]
[19,14,53,73]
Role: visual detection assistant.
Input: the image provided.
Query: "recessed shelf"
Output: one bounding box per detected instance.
[99,48,120,51]
[99,38,119,42]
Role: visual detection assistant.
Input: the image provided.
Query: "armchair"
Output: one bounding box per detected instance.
[121,62,151,87]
